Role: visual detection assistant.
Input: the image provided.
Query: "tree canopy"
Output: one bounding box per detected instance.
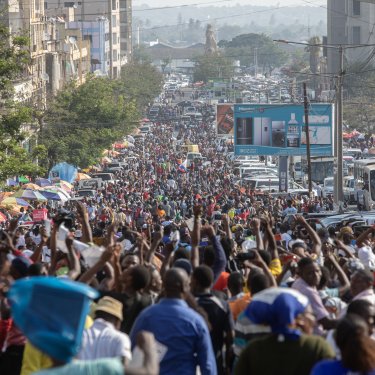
[0,23,46,182]
[220,33,288,74]
[193,52,234,83]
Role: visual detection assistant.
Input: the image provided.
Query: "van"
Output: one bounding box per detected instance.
[243,177,280,191]
[77,178,103,190]
[185,152,203,168]
[91,173,116,184]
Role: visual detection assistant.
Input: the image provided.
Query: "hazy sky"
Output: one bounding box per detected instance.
[133,0,326,7]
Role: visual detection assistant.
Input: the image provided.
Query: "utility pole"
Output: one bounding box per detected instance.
[336,45,344,203]
[303,82,312,196]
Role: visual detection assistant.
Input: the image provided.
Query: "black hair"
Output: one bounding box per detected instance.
[227,272,243,295]
[192,265,214,289]
[258,250,271,266]
[174,247,191,261]
[297,256,314,270]
[248,272,270,295]
[130,265,151,291]
[353,269,374,285]
[347,300,373,319]
[28,263,45,277]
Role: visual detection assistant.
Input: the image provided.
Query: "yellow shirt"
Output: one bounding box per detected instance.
[269,258,282,277]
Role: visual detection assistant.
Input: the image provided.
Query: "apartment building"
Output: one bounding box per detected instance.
[120,0,132,63]
[68,0,124,78]
[327,0,375,73]
[1,0,48,105]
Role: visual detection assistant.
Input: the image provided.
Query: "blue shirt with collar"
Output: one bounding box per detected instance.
[130,298,217,375]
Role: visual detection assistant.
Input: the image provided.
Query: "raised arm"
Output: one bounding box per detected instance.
[191,205,202,269]
[296,216,322,256]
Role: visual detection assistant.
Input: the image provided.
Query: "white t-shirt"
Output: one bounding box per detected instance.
[78,319,131,361]
[358,245,375,271]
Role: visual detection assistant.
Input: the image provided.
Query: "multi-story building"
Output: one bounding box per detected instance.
[120,0,132,63]
[327,0,375,73]
[1,0,48,105]
[68,18,111,77]
[68,0,124,78]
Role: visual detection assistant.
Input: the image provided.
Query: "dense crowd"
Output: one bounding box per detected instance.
[0,104,375,375]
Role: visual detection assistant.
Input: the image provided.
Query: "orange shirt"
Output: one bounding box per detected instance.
[229,293,251,321]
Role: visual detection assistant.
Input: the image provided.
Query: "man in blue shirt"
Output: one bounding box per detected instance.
[130,268,217,375]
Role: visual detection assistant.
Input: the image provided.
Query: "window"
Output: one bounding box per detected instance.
[83,35,92,44]
[105,33,110,41]
[112,33,117,44]
[353,26,361,44]
[64,2,75,7]
[112,0,116,10]
[353,0,360,16]
[113,49,117,61]
[112,15,116,27]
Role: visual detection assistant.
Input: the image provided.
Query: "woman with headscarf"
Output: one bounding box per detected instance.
[234,288,334,375]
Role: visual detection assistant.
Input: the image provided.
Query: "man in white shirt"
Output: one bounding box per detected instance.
[78,296,132,363]
[350,269,375,307]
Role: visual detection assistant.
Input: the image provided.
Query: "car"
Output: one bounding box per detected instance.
[139,126,151,134]
[76,189,96,198]
[90,173,116,185]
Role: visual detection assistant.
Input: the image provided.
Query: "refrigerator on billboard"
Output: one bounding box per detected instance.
[236,118,253,145]
[253,117,271,146]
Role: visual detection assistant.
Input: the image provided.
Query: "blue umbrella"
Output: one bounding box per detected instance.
[35,178,52,187]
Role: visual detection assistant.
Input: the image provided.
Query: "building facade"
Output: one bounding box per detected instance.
[120,0,132,63]
[327,0,375,73]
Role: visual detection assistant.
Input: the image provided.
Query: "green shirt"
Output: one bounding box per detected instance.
[234,334,334,375]
[33,358,123,375]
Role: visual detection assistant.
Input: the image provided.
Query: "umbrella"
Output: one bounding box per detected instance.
[35,178,51,187]
[23,183,42,190]
[141,118,150,122]
[18,176,29,183]
[55,180,73,192]
[13,189,47,201]
[40,190,69,202]
[75,173,91,181]
[1,197,30,206]
[113,143,126,149]
[42,186,71,199]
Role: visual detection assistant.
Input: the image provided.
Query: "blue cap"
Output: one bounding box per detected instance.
[8,277,98,362]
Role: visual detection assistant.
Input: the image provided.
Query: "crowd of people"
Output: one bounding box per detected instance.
[0,103,375,375]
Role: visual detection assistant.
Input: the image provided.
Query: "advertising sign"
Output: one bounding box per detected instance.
[33,209,48,222]
[216,104,234,136]
[234,104,334,156]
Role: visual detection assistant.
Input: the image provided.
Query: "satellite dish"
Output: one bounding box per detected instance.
[73,3,78,8]
[41,73,49,82]
[69,36,76,44]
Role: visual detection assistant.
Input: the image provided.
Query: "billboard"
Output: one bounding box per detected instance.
[234,104,334,156]
[216,104,234,136]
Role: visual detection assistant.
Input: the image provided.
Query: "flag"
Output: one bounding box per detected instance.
[178,164,187,173]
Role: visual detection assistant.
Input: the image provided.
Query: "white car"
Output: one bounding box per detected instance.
[322,177,334,198]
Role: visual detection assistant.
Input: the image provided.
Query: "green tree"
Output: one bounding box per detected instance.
[193,52,234,83]
[221,33,287,74]
[119,61,163,110]
[0,22,45,180]
[41,77,138,169]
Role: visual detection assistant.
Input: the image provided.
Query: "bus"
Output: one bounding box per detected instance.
[353,158,375,210]
[303,156,349,185]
